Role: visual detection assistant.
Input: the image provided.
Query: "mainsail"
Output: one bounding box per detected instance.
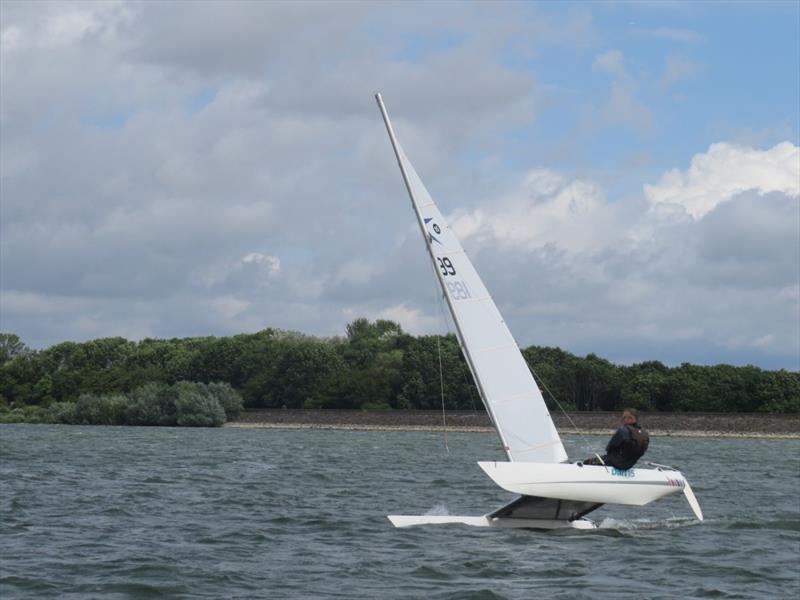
[376,93,567,464]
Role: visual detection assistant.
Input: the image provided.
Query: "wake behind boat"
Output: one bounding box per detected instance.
[375,93,703,530]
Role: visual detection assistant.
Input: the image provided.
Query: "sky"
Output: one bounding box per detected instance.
[1,0,798,370]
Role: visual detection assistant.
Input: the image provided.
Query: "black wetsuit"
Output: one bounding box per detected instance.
[586,423,649,469]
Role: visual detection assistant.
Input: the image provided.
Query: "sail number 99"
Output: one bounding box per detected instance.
[437,256,470,299]
[437,257,456,276]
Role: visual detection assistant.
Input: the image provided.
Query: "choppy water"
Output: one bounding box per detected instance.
[1,425,798,599]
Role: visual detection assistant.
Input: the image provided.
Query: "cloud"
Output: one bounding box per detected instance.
[450,169,608,254]
[592,49,627,79]
[40,6,103,47]
[431,144,799,365]
[194,254,281,289]
[0,1,124,52]
[241,253,280,272]
[333,258,384,286]
[0,291,90,316]
[644,142,800,219]
[367,303,443,336]
[659,55,699,89]
[586,49,652,133]
[633,27,705,45]
[209,295,251,321]
[691,191,799,289]
[0,1,797,370]
[0,25,25,53]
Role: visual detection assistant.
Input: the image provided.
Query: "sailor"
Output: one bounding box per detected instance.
[583,408,650,470]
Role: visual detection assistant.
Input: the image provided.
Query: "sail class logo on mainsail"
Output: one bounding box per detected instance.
[423,217,443,244]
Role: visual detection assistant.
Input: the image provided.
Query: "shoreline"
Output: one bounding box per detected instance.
[227,409,800,439]
[225,422,799,439]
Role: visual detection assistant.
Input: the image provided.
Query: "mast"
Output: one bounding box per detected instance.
[375,93,511,458]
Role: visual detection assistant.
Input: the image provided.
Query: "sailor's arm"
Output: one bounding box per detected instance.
[605,426,629,453]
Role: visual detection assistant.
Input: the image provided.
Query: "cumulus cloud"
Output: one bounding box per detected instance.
[435,143,799,364]
[586,49,652,133]
[644,142,800,219]
[2,1,558,341]
[366,303,443,336]
[450,169,608,254]
[0,1,122,52]
[241,253,280,272]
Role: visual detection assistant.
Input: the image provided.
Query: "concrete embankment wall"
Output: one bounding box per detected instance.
[229,409,800,438]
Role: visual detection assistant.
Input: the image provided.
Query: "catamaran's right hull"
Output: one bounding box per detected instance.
[479,461,687,506]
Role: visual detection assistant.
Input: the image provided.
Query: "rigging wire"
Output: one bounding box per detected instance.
[432,282,485,452]
[526,362,594,454]
[422,233,578,456]
[427,259,450,454]
[428,264,481,414]
[435,333,449,454]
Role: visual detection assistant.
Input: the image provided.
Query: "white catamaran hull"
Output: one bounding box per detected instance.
[478,462,687,506]
[387,514,596,530]
[388,462,702,529]
[387,462,703,529]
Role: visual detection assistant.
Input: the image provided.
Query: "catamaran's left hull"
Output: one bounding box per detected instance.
[387,514,596,530]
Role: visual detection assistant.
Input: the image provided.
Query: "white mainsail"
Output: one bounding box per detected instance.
[376,93,567,464]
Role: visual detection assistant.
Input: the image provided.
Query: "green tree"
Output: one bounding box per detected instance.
[174,382,225,427]
[205,381,243,420]
[398,334,478,410]
[125,382,176,425]
[48,401,77,424]
[622,371,667,411]
[0,333,29,366]
[73,393,127,425]
[0,323,796,417]
[266,340,344,408]
[756,370,800,412]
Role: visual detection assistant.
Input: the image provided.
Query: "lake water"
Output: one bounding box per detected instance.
[1,425,798,599]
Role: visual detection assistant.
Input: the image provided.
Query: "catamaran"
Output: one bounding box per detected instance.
[375,93,704,530]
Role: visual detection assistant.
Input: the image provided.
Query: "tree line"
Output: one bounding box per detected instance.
[0,319,797,425]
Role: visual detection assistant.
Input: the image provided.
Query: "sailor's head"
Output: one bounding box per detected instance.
[622,408,638,425]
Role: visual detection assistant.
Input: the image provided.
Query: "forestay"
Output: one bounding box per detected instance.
[376,94,567,464]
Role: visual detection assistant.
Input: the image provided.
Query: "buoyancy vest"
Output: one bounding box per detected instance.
[624,424,650,462]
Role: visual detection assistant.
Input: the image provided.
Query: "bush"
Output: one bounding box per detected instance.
[361,401,391,410]
[73,393,127,425]
[1,379,239,427]
[175,382,225,427]
[0,405,49,424]
[0,408,26,424]
[205,382,243,421]
[126,382,177,426]
[303,396,325,408]
[48,401,78,424]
